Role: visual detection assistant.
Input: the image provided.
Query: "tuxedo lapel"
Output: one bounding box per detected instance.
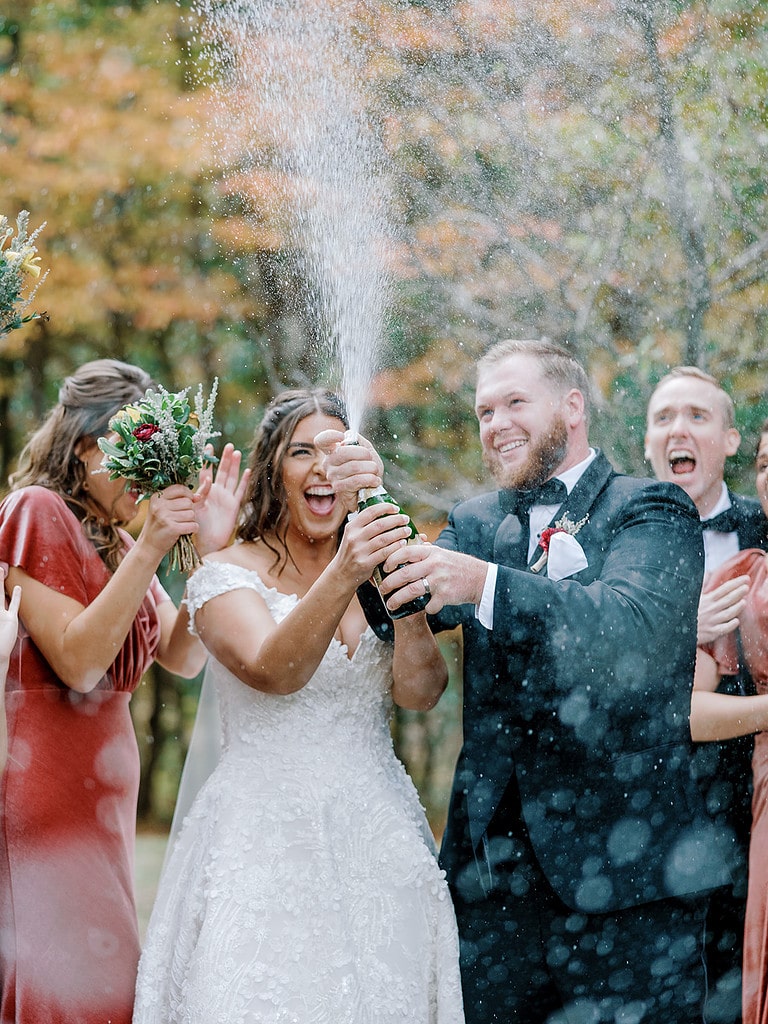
[493,512,529,569]
[547,450,613,525]
[491,453,614,573]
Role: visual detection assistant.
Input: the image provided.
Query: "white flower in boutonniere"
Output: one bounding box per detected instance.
[530,513,589,575]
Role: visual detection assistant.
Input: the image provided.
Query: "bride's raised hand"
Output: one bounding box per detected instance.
[194,443,251,556]
[334,502,413,588]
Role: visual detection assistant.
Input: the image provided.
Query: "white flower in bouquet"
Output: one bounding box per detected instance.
[0,211,48,338]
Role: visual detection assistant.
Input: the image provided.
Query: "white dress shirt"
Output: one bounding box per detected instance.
[700,482,740,574]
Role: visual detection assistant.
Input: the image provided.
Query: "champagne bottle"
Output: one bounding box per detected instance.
[358,485,430,619]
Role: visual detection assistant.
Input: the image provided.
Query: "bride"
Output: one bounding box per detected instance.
[133,388,465,1023]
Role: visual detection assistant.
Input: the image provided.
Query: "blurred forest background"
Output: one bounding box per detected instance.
[1,0,767,834]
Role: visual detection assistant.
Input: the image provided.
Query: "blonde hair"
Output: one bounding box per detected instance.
[478,339,592,421]
[649,367,735,429]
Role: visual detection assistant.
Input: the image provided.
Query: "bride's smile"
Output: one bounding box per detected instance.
[282,412,348,544]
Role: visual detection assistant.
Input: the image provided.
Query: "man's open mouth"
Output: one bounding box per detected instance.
[668,450,696,475]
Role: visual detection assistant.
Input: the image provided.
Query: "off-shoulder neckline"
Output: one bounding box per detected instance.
[197,558,379,664]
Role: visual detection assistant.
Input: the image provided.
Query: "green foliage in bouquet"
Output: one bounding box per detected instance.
[98,381,220,572]
[0,210,48,338]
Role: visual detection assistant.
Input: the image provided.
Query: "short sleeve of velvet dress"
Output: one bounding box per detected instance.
[0,485,168,692]
[0,485,99,603]
[703,548,768,690]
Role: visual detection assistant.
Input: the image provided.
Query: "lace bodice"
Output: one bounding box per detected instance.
[185,560,397,770]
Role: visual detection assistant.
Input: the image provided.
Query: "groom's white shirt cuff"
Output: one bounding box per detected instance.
[477,564,498,630]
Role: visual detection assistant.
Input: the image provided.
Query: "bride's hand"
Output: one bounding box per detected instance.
[194,443,251,556]
[334,502,412,587]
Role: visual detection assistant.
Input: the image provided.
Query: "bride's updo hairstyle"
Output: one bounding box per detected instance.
[10,359,153,570]
[238,388,348,572]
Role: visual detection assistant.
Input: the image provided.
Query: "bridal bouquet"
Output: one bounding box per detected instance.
[0,210,48,338]
[98,381,220,572]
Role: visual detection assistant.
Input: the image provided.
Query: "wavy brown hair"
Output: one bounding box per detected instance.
[10,359,153,571]
[237,388,348,574]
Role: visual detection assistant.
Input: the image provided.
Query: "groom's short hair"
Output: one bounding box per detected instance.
[478,338,593,420]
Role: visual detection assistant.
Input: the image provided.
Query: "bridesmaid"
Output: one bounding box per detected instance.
[0,360,247,1024]
[692,415,768,1024]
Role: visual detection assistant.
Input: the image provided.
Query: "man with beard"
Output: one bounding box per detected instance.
[320,338,728,1024]
[646,367,768,1024]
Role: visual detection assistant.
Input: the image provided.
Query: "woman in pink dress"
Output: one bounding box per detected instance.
[693,417,768,1024]
[0,359,246,1024]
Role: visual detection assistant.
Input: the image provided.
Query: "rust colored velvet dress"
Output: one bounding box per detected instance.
[0,486,169,1024]
[705,548,768,1024]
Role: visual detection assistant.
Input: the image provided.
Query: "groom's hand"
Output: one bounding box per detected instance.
[379,543,488,614]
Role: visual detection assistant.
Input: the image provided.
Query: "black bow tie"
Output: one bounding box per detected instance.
[703,507,739,533]
[500,478,567,517]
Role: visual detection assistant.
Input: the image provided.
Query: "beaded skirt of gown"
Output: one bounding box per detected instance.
[133,561,465,1024]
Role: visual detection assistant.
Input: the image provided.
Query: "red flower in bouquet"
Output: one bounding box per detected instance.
[133,423,161,442]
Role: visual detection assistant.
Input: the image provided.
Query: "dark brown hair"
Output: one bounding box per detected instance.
[10,359,153,571]
[237,388,348,573]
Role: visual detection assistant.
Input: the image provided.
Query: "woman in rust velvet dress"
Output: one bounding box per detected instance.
[0,360,247,1024]
[693,419,768,1024]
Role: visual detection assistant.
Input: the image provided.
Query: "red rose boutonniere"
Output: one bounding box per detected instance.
[530,513,589,574]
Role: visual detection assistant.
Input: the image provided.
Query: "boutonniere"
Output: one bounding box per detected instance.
[530,513,589,574]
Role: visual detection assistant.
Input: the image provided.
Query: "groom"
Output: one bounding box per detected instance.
[322,339,729,1024]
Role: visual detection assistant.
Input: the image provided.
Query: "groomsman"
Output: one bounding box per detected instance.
[322,339,728,1024]
[646,366,767,1024]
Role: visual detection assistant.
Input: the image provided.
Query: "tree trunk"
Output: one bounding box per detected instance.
[626,1,712,366]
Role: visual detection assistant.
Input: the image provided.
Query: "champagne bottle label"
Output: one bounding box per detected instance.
[358,486,429,619]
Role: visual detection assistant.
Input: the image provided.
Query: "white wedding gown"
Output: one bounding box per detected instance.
[133,561,465,1024]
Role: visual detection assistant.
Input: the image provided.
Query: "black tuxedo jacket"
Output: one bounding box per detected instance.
[725,491,767,552]
[430,451,729,914]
